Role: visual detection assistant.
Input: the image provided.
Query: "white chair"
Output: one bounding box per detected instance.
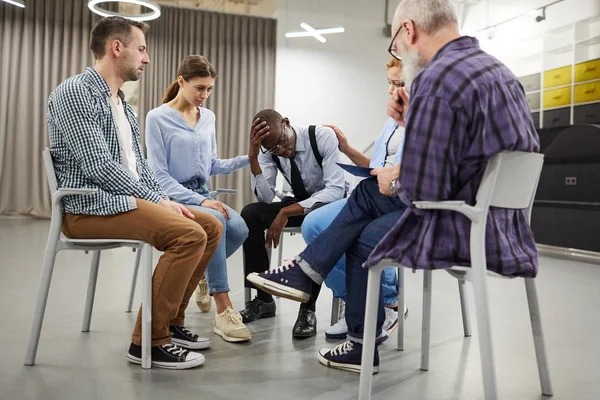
[125,187,237,313]
[25,149,153,369]
[359,151,553,400]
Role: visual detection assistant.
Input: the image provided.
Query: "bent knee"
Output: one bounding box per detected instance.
[301,213,324,242]
[229,215,249,240]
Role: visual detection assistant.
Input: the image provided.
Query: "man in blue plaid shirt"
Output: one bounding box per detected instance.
[47,16,223,370]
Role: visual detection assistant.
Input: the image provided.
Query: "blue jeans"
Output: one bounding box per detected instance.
[186,196,249,294]
[297,179,406,340]
[301,198,399,307]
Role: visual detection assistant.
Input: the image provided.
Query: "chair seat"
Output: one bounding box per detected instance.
[447,266,514,280]
[59,234,145,251]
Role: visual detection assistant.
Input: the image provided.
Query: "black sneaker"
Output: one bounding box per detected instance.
[246,260,312,302]
[169,325,211,350]
[240,296,276,323]
[318,340,379,374]
[126,342,205,370]
[292,308,317,338]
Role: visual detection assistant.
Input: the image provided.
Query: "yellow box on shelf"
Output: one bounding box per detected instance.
[543,87,571,108]
[574,82,600,104]
[543,65,572,88]
[575,59,600,83]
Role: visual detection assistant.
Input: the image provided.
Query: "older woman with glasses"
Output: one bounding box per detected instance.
[145,55,252,343]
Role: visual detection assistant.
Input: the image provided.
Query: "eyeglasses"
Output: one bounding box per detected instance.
[388,79,405,88]
[388,25,403,61]
[261,121,291,154]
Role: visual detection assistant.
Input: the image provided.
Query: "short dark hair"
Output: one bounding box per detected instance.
[90,16,149,60]
[253,109,283,129]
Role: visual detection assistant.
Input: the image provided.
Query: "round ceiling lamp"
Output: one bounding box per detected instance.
[87,0,161,22]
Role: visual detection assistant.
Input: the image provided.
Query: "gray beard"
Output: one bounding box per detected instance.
[400,48,425,93]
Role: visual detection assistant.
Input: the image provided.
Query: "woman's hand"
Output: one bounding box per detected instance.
[201,199,231,219]
[324,124,350,154]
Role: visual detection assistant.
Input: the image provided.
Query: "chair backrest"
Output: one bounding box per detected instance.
[42,148,59,195]
[475,151,544,212]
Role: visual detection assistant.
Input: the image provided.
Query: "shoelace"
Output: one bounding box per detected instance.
[224,308,243,324]
[162,343,187,357]
[268,259,295,275]
[178,326,199,340]
[330,340,354,357]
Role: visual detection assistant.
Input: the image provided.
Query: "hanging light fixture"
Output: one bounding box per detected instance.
[285,22,345,43]
[1,0,26,7]
[87,0,161,22]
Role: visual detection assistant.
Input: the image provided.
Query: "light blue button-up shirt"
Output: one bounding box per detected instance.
[370,118,405,168]
[252,125,349,211]
[145,104,250,205]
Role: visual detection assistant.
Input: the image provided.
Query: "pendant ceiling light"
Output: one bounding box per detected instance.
[87,0,161,22]
[1,0,26,7]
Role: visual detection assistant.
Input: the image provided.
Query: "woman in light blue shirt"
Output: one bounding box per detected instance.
[145,55,251,343]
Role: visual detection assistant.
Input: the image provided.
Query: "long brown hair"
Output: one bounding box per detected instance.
[162,55,217,103]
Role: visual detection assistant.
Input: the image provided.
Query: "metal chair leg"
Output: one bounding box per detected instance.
[82,251,101,332]
[277,233,284,266]
[141,244,153,369]
[525,278,553,396]
[24,240,59,366]
[331,297,341,325]
[126,247,142,313]
[358,264,384,400]
[458,279,472,337]
[421,270,433,371]
[397,267,405,351]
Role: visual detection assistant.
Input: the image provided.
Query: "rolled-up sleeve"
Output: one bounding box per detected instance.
[251,152,278,203]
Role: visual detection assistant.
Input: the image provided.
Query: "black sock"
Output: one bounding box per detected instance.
[257,290,273,303]
[392,306,398,312]
[300,297,316,312]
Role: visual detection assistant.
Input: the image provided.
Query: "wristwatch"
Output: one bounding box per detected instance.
[389,179,398,197]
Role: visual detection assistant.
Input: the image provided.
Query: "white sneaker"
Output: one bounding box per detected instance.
[193,278,211,313]
[214,307,252,342]
[325,300,347,339]
[383,308,399,335]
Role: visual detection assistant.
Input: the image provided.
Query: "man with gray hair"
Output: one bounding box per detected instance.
[247,0,539,373]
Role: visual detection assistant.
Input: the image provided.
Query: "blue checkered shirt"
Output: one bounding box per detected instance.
[48,67,167,215]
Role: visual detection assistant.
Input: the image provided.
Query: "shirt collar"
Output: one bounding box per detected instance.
[86,67,125,101]
[428,36,480,65]
[291,125,306,152]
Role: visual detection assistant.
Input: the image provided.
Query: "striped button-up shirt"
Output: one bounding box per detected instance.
[366,36,540,278]
[48,67,167,216]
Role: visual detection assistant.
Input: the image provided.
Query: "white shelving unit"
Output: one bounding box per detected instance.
[514,14,600,129]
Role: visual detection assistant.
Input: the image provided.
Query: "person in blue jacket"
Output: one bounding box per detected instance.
[302,58,408,340]
[145,55,251,344]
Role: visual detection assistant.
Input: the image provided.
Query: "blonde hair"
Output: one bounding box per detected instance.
[386,58,402,69]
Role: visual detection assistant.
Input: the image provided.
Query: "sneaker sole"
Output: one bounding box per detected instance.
[246,274,310,303]
[171,337,212,350]
[317,352,379,374]
[194,299,211,313]
[126,353,205,370]
[214,326,252,343]
[325,331,347,340]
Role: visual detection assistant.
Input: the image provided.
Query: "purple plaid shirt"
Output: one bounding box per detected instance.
[366,36,540,278]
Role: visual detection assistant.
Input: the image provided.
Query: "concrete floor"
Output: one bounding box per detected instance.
[0,218,599,400]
